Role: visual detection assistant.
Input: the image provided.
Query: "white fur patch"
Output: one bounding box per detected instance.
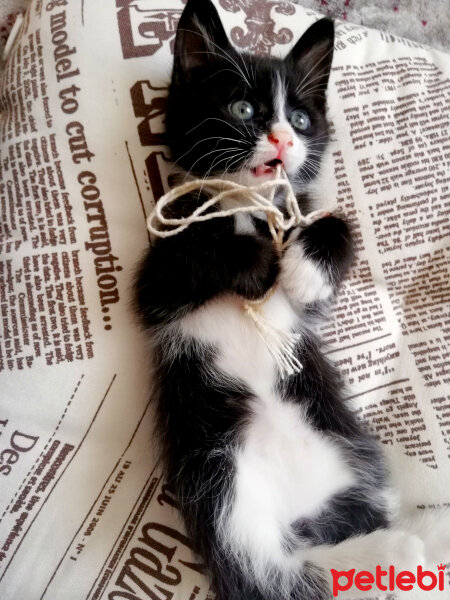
[280,240,333,305]
[234,212,256,234]
[179,288,298,394]
[272,74,308,176]
[224,395,355,572]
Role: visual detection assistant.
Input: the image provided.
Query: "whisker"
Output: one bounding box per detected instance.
[204,149,246,180]
[178,29,251,87]
[183,147,245,181]
[296,73,329,96]
[220,152,249,181]
[185,117,253,140]
[294,46,334,96]
[198,149,248,195]
[176,135,251,164]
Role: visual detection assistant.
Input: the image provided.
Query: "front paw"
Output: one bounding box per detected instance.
[280,241,333,305]
[231,235,279,300]
[299,216,354,284]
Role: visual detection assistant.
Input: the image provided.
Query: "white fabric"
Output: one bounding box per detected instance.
[0,1,449,598]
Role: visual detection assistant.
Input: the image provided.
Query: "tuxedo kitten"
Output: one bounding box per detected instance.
[135,1,450,598]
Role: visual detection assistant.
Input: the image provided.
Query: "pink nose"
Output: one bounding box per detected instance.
[268,130,293,152]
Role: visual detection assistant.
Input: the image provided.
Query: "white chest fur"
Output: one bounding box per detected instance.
[179,288,297,395]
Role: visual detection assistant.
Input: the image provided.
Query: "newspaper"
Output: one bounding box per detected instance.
[0,0,449,598]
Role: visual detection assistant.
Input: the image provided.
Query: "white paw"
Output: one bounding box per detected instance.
[419,509,450,565]
[280,243,332,305]
[397,508,450,566]
[382,531,425,570]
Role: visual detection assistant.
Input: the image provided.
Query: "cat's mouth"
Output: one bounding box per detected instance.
[251,158,282,178]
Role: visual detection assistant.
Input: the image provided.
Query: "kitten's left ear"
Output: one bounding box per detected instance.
[173,0,231,79]
[286,19,335,105]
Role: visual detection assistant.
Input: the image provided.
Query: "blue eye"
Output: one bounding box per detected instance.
[230,100,254,120]
[290,109,310,131]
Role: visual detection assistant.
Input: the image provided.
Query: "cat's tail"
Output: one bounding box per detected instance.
[296,508,450,599]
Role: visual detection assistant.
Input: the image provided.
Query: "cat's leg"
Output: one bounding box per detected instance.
[294,509,450,600]
[280,216,353,308]
[135,217,279,326]
[395,507,450,565]
[296,527,426,600]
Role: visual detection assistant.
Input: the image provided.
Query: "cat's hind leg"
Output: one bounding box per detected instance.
[294,509,450,600]
[295,528,426,599]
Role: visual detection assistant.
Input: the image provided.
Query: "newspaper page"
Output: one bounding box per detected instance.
[0,0,449,598]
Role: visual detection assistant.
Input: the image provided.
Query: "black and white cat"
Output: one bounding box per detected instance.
[134,1,450,598]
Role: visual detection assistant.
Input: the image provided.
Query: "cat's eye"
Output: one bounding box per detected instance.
[230,100,254,120]
[290,109,310,132]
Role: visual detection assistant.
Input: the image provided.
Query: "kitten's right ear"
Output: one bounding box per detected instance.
[173,0,230,79]
[286,18,335,105]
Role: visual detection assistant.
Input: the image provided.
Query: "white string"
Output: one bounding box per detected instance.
[147,166,329,247]
[147,166,330,378]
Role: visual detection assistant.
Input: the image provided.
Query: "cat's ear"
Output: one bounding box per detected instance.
[285,19,335,104]
[173,0,230,79]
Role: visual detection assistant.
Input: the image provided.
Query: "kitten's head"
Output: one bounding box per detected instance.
[166,0,334,191]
